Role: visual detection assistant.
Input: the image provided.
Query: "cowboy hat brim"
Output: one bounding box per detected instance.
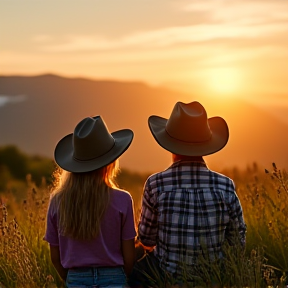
[54,129,133,173]
[148,116,229,156]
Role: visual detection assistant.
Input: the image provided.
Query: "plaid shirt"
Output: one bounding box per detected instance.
[138,161,246,274]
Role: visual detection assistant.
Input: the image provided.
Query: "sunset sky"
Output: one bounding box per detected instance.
[1,0,287,108]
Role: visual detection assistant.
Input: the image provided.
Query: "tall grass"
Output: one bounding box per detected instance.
[0,175,63,288]
[136,245,267,288]
[237,163,288,275]
[0,164,287,287]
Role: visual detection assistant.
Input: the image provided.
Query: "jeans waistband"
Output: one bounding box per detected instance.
[69,266,123,271]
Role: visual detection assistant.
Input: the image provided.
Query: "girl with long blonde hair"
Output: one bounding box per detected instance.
[44,116,135,288]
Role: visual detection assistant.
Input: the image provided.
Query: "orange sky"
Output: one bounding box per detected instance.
[1,0,288,109]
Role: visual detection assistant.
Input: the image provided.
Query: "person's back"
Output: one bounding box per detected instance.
[46,187,135,269]
[44,115,136,288]
[139,159,245,275]
[132,101,246,286]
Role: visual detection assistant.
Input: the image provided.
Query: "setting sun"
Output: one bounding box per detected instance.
[206,68,241,97]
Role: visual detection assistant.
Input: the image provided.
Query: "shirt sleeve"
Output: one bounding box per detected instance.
[43,196,59,246]
[121,194,137,240]
[138,179,158,247]
[225,180,247,247]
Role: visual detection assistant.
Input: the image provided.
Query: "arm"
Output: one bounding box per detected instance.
[137,180,158,248]
[121,238,135,277]
[226,182,246,247]
[50,245,68,282]
[45,198,67,281]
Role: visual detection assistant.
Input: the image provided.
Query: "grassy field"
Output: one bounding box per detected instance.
[0,163,287,288]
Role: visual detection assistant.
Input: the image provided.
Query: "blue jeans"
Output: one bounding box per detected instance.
[66,266,128,288]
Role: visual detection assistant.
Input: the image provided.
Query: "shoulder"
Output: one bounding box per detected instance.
[205,171,240,206]
[110,188,134,214]
[209,170,234,182]
[46,193,59,217]
[110,188,133,201]
[143,170,171,200]
[208,169,235,191]
[145,169,169,185]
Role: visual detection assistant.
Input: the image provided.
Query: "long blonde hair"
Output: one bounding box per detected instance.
[52,160,119,240]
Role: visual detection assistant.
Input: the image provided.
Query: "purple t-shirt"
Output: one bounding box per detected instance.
[44,188,136,269]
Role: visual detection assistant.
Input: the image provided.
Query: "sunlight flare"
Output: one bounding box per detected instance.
[206,68,242,97]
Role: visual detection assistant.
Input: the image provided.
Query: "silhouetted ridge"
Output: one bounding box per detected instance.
[0,74,287,172]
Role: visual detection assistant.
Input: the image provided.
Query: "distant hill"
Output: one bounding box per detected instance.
[0,74,287,173]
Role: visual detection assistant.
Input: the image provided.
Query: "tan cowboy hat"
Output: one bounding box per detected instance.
[54,116,133,173]
[148,101,229,156]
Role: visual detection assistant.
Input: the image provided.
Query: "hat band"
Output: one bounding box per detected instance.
[165,128,212,143]
[72,140,116,162]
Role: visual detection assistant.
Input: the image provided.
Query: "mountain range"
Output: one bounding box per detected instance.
[0,74,287,173]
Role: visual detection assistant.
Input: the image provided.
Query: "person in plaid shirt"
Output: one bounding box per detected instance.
[131,101,246,286]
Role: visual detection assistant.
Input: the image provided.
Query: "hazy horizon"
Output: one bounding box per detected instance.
[0,74,287,174]
[1,72,287,126]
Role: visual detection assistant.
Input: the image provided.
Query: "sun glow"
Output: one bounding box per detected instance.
[206,68,241,97]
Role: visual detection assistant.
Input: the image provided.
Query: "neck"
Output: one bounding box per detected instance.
[172,154,204,163]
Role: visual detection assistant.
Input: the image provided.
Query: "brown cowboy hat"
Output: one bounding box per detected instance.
[54,116,133,173]
[148,101,229,156]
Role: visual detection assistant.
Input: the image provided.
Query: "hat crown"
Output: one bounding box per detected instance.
[73,116,115,161]
[166,102,212,142]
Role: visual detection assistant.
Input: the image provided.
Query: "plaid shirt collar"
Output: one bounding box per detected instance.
[169,160,208,169]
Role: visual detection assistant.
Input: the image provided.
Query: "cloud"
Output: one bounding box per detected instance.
[182,0,288,24]
[37,19,287,53]
[29,0,286,54]
[0,95,27,107]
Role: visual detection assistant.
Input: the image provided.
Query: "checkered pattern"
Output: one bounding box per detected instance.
[138,161,246,274]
